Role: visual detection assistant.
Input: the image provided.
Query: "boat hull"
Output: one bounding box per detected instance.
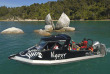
[10,54,104,65]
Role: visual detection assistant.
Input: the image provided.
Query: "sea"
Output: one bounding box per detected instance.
[0,21,110,74]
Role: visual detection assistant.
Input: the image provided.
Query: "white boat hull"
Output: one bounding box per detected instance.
[11,54,104,65]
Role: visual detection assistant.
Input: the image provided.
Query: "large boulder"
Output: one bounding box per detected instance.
[45,13,55,29]
[1,27,24,34]
[34,29,51,36]
[45,25,53,32]
[56,12,70,29]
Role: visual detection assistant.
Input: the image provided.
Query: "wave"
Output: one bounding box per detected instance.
[106,48,110,53]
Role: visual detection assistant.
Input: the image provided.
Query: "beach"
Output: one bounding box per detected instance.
[0,19,110,22]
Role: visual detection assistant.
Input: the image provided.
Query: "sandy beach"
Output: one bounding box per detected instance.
[0,19,110,21]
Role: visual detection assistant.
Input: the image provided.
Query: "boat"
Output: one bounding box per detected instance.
[8,34,106,65]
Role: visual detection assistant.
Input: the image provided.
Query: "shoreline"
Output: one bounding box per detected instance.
[0,19,110,22]
[0,20,57,22]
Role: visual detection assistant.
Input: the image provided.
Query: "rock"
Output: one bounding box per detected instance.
[34,29,51,36]
[62,27,75,31]
[54,28,65,32]
[56,12,70,29]
[45,13,55,29]
[45,25,53,32]
[1,27,24,34]
[34,30,39,33]
[54,27,75,32]
[80,19,84,21]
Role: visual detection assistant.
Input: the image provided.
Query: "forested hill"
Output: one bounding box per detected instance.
[0,0,110,20]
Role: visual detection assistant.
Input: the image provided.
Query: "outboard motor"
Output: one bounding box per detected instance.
[92,41,100,50]
[92,41,106,56]
[100,44,106,56]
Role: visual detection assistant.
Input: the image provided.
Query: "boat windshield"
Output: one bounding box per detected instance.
[36,40,47,50]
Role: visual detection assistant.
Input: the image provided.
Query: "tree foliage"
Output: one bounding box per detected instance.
[0,0,110,20]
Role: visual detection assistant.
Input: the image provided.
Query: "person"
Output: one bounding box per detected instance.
[72,40,77,50]
[68,44,72,51]
[81,38,88,49]
[53,44,59,49]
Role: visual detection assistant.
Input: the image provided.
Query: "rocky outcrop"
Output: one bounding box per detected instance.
[34,13,75,36]
[44,13,75,32]
[62,27,75,31]
[1,27,24,34]
[45,25,53,32]
[54,28,65,32]
[54,27,75,32]
[45,13,55,30]
[56,12,70,29]
[34,29,51,36]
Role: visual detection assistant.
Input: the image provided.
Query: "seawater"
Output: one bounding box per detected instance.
[0,21,110,74]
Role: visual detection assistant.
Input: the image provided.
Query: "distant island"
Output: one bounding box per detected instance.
[0,0,110,21]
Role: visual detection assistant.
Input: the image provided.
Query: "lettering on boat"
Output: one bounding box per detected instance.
[20,49,42,59]
[51,52,67,60]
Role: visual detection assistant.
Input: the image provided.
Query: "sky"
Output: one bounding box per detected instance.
[0,0,57,7]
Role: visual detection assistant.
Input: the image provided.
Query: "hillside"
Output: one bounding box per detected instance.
[0,0,110,20]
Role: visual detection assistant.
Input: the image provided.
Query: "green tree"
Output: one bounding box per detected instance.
[0,0,110,20]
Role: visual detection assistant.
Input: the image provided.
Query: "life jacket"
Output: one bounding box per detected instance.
[73,48,76,50]
[81,40,88,48]
[72,41,75,44]
[76,47,80,51]
[72,41,76,49]
[89,47,93,52]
